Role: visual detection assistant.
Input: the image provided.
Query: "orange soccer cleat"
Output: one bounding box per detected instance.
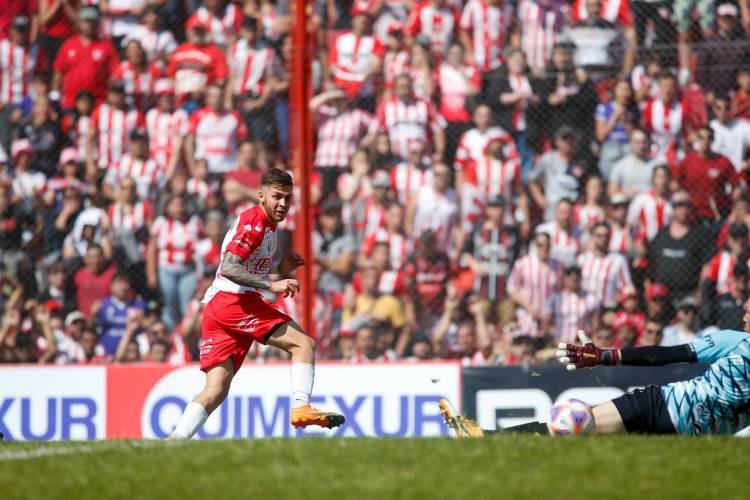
[290,405,346,429]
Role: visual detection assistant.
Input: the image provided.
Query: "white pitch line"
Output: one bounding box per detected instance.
[0,440,184,461]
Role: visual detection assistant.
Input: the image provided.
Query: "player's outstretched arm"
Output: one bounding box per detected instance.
[220,253,300,297]
[557,331,697,370]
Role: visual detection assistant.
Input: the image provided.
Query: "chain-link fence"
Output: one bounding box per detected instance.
[0,0,749,367]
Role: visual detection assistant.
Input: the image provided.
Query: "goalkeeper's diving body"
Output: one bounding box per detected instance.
[442,297,750,437]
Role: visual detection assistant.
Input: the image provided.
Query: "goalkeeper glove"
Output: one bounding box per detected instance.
[556,330,621,370]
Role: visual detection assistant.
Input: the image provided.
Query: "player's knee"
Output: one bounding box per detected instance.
[298,334,315,354]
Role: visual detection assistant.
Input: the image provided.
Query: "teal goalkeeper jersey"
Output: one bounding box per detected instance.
[661,330,750,435]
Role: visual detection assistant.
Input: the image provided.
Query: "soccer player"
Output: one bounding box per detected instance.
[169,169,344,439]
[442,297,750,437]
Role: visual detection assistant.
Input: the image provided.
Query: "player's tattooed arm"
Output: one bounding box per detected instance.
[219,253,271,290]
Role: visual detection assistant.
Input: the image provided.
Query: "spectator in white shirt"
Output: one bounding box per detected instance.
[710,95,750,172]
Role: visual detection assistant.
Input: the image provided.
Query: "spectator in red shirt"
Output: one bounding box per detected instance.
[74,243,117,318]
[38,0,78,61]
[673,125,742,222]
[52,6,119,111]
[730,68,750,121]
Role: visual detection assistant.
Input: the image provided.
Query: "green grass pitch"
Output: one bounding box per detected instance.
[2,436,748,499]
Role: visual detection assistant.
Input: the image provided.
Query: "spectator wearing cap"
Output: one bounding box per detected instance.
[550,264,600,344]
[313,200,356,293]
[311,88,376,200]
[13,95,63,177]
[375,73,447,162]
[577,221,635,308]
[460,195,520,317]
[488,48,540,179]
[625,164,673,242]
[403,229,451,327]
[612,314,638,348]
[594,79,640,178]
[350,168,390,241]
[607,127,660,198]
[112,39,160,111]
[508,232,561,336]
[168,16,228,101]
[52,6,119,111]
[226,17,278,168]
[708,261,749,330]
[186,83,248,174]
[709,95,750,173]
[647,190,716,305]
[9,139,44,209]
[537,42,598,142]
[697,3,750,101]
[529,126,596,222]
[74,243,118,318]
[673,125,741,223]
[0,178,32,278]
[644,281,670,323]
[87,81,145,172]
[145,78,188,177]
[103,127,161,202]
[120,5,177,63]
[662,296,700,346]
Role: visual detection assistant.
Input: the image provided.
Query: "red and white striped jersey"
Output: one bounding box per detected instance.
[390,162,433,205]
[122,26,178,60]
[573,203,605,234]
[91,104,144,169]
[151,215,203,269]
[189,107,249,173]
[517,0,567,74]
[329,32,384,96]
[187,178,216,200]
[314,106,376,168]
[112,61,160,109]
[383,49,410,88]
[608,223,633,255]
[577,251,634,308]
[145,107,189,169]
[376,97,446,159]
[626,190,672,241]
[0,39,44,105]
[508,74,533,131]
[105,154,163,201]
[228,39,275,97]
[203,205,277,301]
[571,0,633,26]
[62,114,92,160]
[361,228,414,270]
[464,155,521,201]
[437,62,481,122]
[107,200,152,233]
[191,4,243,47]
[705,250,750,295]
[454,126,515,169]
[535,220,581,266]
[552,289,600,343]
[507,254,561,336]
[631,64,659,100]
[642,98,685,160]
[459,0,513,72]
[412,185,459,252]
[353,197,387,239]
[405,2,458,59]
[195,236,222,277]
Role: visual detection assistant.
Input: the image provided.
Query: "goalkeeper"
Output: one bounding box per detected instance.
[442,299,750,437]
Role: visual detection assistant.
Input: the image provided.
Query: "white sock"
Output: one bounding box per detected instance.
[290,362,314,409]
[171,402,209,439]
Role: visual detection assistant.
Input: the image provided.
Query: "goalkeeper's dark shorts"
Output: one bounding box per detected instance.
[611,385,677,434]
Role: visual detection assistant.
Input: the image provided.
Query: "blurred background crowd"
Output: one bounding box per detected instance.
[1,0,749,367]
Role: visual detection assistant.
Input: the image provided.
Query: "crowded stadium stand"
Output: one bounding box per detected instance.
[1,0,750,368]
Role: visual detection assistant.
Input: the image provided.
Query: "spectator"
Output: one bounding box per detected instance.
[607,193,635,255]
[350,324,386,362]
[186,83,248,174]
[573,174,606,235]
[121,5,177,63]
[535,198,581,266]
[460,195,521,316]
[405,0,459,63]
[550,264,600,343]
[9,139,45,210]
[145,79,188,177]
[381,22,409,95]
[642,71,685,162]
[595,79,640,178]
[78,324,108,363]
[454,103,515,175]
[626,164,673,241]
[350,169,390,241]
[403,230,451,327]
[104,128,162,203]
[516,0,568,75]
[37,261,75,315]
[607,127,660,197]
[361,203,413,271]
[14,97,63,177]
[53,6,119,112]
[709,95,750,172]
[614,289,646,338]
[113,40,159,111]
[529,126,596,221]
[189,0,243,48]
[94,272,145,355]
[570,0,637,74]
[508,231,561,336]
[227,17,278,167]
[342,267,406,337]
[433,294,491,363]
[63,90,94,161]
[314,200,356,293]
[702,222,750,298]
[647,190,716,304]
[38,0,78,62]
[406,162,459,254]
[673,125,741,222]
[106,176,152,274]
[578,221,635,308]
[195,211,225,279]
[612,314,637,348]
[376,73,446,162]
[74,243,117,318]
[168,16,228,102]
[730,67,750,120]
[708,261,749,330]
[223,140,265,207]
[675,0,716,85]
[0,178,31,278]
[87,81,144,172]
[644,281,670,323]
[146,194,201,329]
[638,318,664,347]
[459,0,515,73]
[662,296,700,345]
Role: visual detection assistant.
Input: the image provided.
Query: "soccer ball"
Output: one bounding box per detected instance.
[547,399,594,436]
